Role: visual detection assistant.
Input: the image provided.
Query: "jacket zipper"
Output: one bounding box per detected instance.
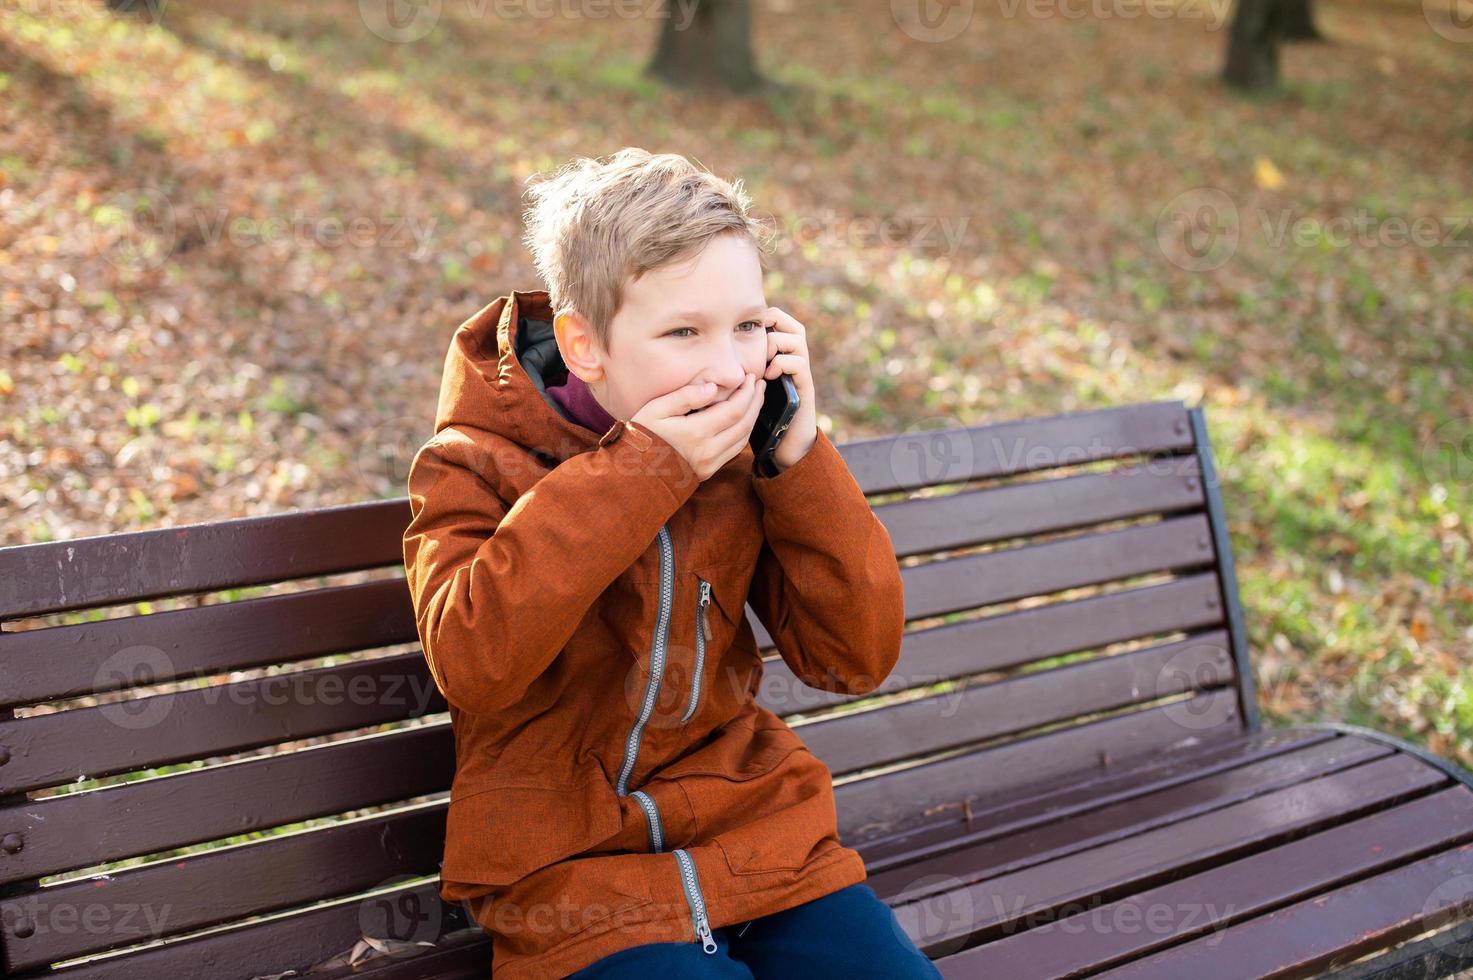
[615,524,674,797]
[673,847,718,954]
[611,529,716,955]
[630,789,663,852]
[681,578,712,723]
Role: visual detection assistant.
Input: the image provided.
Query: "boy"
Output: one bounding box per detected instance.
[402,148,938,978]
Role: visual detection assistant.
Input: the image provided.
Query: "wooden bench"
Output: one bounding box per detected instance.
[2,398,1471,979]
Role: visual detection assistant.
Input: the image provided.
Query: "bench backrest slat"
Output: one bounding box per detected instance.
[0,499,409,620]
[758,572,1227,715]
[0,578,417,709]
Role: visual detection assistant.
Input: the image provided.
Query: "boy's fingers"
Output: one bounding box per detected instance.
[716,376,764,443]
[663,381,717,417]
[700,374,755,431]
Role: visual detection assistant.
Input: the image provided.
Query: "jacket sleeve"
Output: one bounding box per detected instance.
[747,427,906,697]
[402,419,699,715]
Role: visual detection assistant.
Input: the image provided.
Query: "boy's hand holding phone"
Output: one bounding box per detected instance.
[631,372,766,482]
[754,307,817,475]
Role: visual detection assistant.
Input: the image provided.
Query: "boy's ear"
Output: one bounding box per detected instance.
[553,309,605,383]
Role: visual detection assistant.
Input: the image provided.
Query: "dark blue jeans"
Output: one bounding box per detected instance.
[565,883,943,978]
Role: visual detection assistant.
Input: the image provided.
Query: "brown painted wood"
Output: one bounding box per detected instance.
[1,805,449,969]
[833,688,1244,843]
[798,632,1236,776]
[854,726,1334,870]
[836,400,1195,496]
[945,784,1473,978]
[0,499,411,620]
[0,651,441,795]
[874,454,1203,560]
[0,578,417,710]
[891,752,1452,956]
[894,513,1216,625]
[868,733,1397,907]
[0,725,454,886]
[38,879,478,980]
[0,402,1191,621]
[753,572,1228,714]
[1085,838,1473,979]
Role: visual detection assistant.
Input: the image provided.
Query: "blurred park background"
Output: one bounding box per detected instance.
[2,0,1470,771]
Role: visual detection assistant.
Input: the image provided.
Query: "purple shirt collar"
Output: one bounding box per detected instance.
[546,370,619,434]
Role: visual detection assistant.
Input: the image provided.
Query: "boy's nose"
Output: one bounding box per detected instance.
[698,366,751,403]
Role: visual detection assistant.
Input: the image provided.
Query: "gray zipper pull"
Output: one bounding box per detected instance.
[698,579,712,643]
[696,917,717,953]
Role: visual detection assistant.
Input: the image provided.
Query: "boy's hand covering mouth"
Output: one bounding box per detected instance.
[631,373,766,482]
[684,392,732,415]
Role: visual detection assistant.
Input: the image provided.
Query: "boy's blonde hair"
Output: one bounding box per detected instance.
[520,147,776,353]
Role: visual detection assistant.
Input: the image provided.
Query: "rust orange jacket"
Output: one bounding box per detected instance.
[401,289,907,978]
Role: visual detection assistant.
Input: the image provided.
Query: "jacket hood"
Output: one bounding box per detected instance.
[432,288,605,463]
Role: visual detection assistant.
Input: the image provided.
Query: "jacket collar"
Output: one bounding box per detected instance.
[433,288,610,465]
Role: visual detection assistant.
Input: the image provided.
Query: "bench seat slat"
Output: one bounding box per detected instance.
[945,783,1473,978]
[6,730,1349,971]
[855,726,1334,871]
[889,751,1452,955]
[833,688,1244,842]
[1088,834,1473,980]
[868,733,1394,906]
[38,879,478,980]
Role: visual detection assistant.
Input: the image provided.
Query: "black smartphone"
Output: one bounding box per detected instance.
[750,362,800,477]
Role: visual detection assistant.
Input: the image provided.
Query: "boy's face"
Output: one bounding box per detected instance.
[555,231,769,423]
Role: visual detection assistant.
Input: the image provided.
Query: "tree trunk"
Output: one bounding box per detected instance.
[646,0,770,95]
[105,0,167,21]
[1282,0,1324,41]
[1223,0,1287,91]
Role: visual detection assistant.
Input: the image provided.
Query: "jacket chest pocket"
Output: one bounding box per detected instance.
[674,565,755,725]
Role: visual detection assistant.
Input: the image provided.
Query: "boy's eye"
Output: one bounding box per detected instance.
[667,321,763,338]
